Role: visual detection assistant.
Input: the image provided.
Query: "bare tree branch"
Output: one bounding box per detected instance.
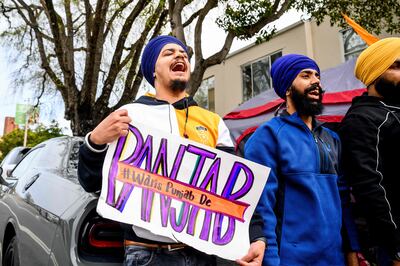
[104,0,136,38]
[64,0,77,89]
[96,0,154,108]
[193,0,218,64]
[73,47,87,52]
[239,0,291,36]
[80,0,109,107]
[169,0,187,44]
[112,7,167,110]
[34,72,47,108]
[182,8,201,28]
[13,0,66,99]
[120,8,169,106]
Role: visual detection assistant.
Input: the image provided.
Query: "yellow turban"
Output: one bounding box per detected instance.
[355,37,400,86]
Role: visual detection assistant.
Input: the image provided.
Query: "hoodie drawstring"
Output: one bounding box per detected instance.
[183,97,189,138]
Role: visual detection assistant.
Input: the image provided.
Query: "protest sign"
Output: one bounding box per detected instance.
[97,122,270,260]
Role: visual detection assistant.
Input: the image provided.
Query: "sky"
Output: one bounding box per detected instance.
[0,9,302,136]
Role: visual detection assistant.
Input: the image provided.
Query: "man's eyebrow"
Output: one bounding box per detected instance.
[162,48,175,53]
[162,47,186,53]
[300,70,318,75]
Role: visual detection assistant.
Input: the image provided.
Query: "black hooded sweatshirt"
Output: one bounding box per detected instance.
[339,93,400,259]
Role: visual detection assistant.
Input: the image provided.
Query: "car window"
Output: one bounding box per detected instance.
[33,139,69,170]
[0,151,14,167]
[12,147,44,178]
[1,148,22,167]
[2,147,30,166]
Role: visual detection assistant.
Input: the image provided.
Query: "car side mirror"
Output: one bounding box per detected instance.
[0,166,17,187]
[5,165,16,177]
[0,167,8,186]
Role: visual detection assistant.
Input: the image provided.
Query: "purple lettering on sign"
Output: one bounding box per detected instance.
[222,162,254,200]
[169,144,186,180]
[186,158,221,240]
[186,206,199,236]
[199,210,213,241]
[212,213,236,245]
[141,188,154,222]
[160,193,171,227]
[170,202,190,232]
[141,138,168,222]
[186,145,216,186]
[199,157,221,193]
[152,138,168,175]
[114,133,155,212]
[158,144,186,227]
[106,125,143,208]
[211,162,254,245]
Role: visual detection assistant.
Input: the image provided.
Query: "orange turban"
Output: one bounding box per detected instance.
[355,37,400,86]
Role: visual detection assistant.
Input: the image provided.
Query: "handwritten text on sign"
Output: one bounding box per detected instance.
[97,123,270,260]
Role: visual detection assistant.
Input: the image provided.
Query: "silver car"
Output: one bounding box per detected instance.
[0,136,124,266]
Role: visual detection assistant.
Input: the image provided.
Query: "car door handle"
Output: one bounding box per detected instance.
[24,174,40,191]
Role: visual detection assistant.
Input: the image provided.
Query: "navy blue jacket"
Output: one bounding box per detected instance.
[245,112,359,266]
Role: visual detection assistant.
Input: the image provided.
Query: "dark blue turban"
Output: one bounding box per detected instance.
[141,35,188,87]
[271,54,320,99]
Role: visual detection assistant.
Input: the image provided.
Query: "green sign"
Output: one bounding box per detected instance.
[15,104,32,125]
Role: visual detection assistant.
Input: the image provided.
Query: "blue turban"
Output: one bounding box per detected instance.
[271,54,320,99]
[141,35,188,87]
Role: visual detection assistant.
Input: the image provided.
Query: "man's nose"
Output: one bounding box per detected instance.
[175,51,186,59]
[311,75,320,85]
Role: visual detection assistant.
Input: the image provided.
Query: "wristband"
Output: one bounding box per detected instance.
[84,132,108,153]
[394,251,400,261]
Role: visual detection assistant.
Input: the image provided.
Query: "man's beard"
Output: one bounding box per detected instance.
[375,76,400,104]
[290,84,324,116]
[170,79,187,93]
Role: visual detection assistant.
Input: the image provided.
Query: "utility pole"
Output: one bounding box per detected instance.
[23,111,29,146]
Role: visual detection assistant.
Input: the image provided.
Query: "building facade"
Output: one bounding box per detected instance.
[196,19,398,116]
[3,116,18,135]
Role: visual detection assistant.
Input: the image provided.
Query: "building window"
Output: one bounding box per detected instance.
[341,28,367,61]
[242,51,282,101]
[194,76,215,112]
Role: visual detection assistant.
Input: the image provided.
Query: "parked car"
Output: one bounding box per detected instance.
[0,146,30,179]
[0,136,124,266]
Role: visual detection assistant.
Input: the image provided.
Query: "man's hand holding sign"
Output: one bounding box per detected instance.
[97,120,270,261]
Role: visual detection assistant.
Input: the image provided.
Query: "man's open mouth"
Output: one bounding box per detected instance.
[171,62,186,72]
[308,90,320,97]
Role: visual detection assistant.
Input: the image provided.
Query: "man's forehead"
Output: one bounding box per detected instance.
[161,43,186,52]
[298,68,319,74]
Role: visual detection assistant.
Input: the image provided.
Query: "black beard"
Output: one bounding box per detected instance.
[375,76,400,104]
[290,84,324,116]
[170,79,187,93]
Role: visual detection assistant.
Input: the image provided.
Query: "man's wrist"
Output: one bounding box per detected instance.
[252,237,267,245]
[84,132,108,153]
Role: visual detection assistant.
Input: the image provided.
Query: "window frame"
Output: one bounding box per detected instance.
[340,28,368,61]
[241,50,282,101]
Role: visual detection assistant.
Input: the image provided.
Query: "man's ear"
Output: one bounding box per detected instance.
[286,87,292,97]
